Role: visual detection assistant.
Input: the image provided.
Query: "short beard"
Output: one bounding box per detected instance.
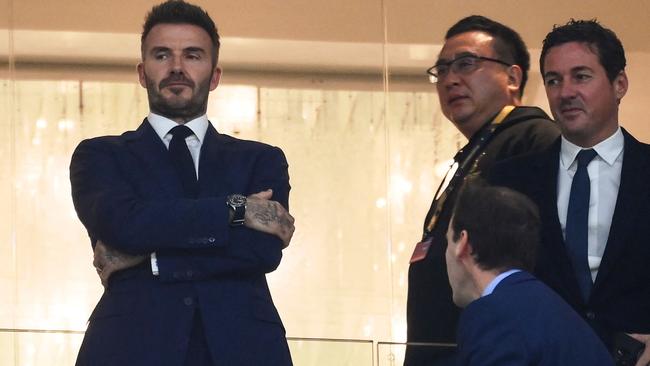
[145,72,212,123]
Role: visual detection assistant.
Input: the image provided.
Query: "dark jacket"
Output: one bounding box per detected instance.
[488,129,650,349]
[405,106,559,365]
[70,120,292,366]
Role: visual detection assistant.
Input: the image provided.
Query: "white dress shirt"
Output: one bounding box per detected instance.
[147,112,209,176]
[557,127,624,281]
[146,112,210,274]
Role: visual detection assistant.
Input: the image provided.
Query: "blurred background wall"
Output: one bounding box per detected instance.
[1,1,650,364]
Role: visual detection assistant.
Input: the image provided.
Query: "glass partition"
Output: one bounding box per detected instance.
[288,337,373,366]
[0,330,84,366]
[0,331,374,366]
[4,0,650,364]
[377,342,456,366]
[0,0,15,339]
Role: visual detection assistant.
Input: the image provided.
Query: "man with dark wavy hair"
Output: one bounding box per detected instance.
[490,19,650,365]
[70,1,294,365]
[406,15,559,365]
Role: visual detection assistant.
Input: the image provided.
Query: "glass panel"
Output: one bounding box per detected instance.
[382,90,464,341]
[2,331,376,366]
[377,342,456,366]
[0,330,86,366]
[0,0,15,335]
[259,88,393,340]
[11,81,98,330]
[4,0,397,360]
[289,338,373,366]
[0,331,16,366]
[381,1,468,344]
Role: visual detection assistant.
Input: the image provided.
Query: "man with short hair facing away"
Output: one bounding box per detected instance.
[447,179,613,365]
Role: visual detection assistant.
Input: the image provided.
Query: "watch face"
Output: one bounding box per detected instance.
[228,194,247,207]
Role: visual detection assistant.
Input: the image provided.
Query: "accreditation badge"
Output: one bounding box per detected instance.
[409,237,433,264]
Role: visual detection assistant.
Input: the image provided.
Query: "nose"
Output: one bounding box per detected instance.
[170,55,184,74]
[558,80,577,99]
[439,70,461,91]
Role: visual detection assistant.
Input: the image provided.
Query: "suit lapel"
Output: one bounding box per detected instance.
[533,142,566,257]
[533,142,586,304]
[197,123,233,197]
[125,119,184,198]
[594,130,649,289]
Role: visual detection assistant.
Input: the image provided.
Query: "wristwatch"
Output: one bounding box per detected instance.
[226,194,247,226]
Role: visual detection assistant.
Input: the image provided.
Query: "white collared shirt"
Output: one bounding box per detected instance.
[557,127,624,281]
[147,112,209,177]
[146,112,210,275]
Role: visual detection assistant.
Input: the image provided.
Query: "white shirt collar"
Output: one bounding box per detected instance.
[560,127,624,170]
[147,112,209,143]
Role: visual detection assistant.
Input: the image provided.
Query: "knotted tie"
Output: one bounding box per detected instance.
[565,148,597,302]
[169,125,198,198]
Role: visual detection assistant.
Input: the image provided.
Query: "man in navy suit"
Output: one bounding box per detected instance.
[446,179,613,365]
[70,1,294,365]
[489,20,650,365]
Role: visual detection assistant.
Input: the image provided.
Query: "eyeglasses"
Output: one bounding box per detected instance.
[426,54,513,83]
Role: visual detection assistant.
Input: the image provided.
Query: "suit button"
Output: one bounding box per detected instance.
[585,311,596,320]
[183,297,194,306]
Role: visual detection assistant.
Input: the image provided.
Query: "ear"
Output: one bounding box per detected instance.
[454,230,471,259]
[506,64,523,96]
[613,70,628,101]
[210,66,222,91]
[137,62,147,89]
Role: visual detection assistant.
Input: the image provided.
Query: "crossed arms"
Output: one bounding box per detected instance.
[70,137,295,286]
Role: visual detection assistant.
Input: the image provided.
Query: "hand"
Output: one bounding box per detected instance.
[629,333,650,366]
[93,240,147,287]
[244,189,295,248]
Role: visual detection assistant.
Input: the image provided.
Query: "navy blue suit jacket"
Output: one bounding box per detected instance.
[457,271,613,366]
[70,120,292,366]
[488,129,650,349]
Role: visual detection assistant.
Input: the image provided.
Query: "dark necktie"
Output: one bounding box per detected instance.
[169,125,198,198]
[565,148,597,302]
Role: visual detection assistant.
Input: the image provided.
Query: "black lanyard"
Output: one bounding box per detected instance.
[423,106,514,239]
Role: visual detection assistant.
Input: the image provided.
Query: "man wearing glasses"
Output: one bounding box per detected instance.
[406,15,559,365]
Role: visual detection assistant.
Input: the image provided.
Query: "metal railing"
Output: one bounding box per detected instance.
[0,328,455,366]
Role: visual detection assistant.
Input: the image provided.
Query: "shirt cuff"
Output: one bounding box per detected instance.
[150,252,159,276]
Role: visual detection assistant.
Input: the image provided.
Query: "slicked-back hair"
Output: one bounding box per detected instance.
[540,19,626,82]
[141,0,220,65]
[451,177,540,273]
[445,15,530,98]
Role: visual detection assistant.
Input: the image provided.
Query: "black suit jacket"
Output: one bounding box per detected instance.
[70,120,293,366]
[488,129,650,349]
[405,107,559,365]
